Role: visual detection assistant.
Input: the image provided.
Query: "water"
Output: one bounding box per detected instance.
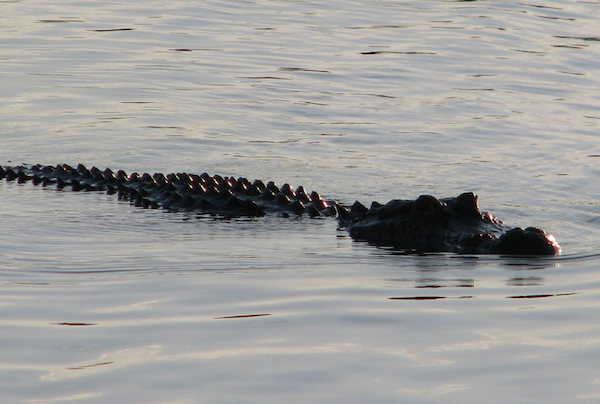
[1,0,600,403]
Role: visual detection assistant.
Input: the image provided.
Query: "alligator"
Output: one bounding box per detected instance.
[0,164,561,256]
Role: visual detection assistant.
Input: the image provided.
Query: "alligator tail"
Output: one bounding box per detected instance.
[0,164,340,219]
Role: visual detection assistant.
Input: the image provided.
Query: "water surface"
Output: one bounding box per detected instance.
[1,1,600,403]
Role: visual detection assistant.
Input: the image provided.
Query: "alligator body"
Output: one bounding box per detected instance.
[0,164,561,256]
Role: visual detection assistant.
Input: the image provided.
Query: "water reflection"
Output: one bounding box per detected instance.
[506,292,578,299]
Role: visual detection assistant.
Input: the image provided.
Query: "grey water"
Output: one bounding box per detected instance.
[1,0,600,403]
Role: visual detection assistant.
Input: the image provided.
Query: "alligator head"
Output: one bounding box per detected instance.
[340,192,561,255]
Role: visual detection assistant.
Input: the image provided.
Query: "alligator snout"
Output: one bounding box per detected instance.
[494,227,561,255]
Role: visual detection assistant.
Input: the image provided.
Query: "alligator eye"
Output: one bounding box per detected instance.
[457,192,478,208]
[415,195,441,212]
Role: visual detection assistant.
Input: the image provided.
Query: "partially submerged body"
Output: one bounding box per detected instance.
[0,164,561,256]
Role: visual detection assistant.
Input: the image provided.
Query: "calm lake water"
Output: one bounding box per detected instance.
[2,0,600,403]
